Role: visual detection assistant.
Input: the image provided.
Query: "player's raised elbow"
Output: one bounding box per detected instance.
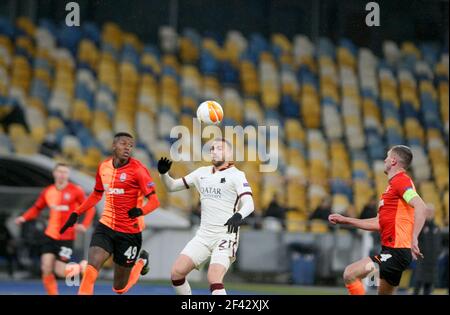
[371,222,380,231]
[370,216,380,231]
[142,194,161,215]
[92,189,104,200]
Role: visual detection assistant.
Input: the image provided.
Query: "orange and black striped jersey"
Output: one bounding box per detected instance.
[94,157,156,234]
[22,183,95,241]
[378,171,419,249]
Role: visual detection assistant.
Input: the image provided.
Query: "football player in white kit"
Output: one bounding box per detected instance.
[158,138,254,295]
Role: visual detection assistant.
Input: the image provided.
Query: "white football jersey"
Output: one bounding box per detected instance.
[182,165,252,235]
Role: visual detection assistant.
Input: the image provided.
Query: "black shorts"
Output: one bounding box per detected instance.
[90,222,142,268]
[41,235,74,263]
[370,246,412,287]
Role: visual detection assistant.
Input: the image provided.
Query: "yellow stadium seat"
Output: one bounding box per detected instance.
[82,147,103,170]
[419,81,437,98]
[399,269,413,290]
[285,119,305,142]
[309,219,329,233]
[404,118,424,144]
[47,116,65,133]
[433,165,449,192]
[401,41,421,59]
[14,137,39,155]
[30,125,46,143]
[435,63,449,77]
[332,194,350,213]
[16,17,35,37]
[353,180,374,214]
[180,38,199,63]
[286,180,306,212]
[8,123,27,141]
[301,97,321,128]
[28,97,47,117]
[72,99,92,127]
[309,195,325,213]
[286,210,308,232]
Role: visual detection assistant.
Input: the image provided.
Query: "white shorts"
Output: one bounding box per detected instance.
[180,230,239,270]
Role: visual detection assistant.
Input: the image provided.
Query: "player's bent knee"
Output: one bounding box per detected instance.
[171,264,188,280]
[88,246,110,269]
[171,256,195,280]
[41,264,53,276]
[343,265,356,283]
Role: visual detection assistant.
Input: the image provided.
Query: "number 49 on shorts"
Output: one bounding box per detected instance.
[124,246,138,259]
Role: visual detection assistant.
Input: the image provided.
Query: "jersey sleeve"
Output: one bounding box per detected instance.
[393,175,419,204]
[75,186,96,228]
[233,171,253,197]
[182,168,202,189]
[75,185,86,205]
[22,188,48,221]
[94,165,104,192]
[136,165,157,197]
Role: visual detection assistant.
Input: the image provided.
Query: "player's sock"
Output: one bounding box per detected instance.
[42,273,58,295]
[79,259,88,275]
[210,283,227,295]
[172,278,192,295]
[345,279,366,295]
[78,264,98,295]
[113,255,148,295]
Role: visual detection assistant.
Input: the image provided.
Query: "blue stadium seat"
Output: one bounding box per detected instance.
[82,22,100,44]
[57,24,82,55]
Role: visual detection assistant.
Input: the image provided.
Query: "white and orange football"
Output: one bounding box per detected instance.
[196,100,224,125]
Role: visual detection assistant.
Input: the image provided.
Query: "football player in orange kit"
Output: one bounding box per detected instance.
[60,132,160,295]
[329,145,428,295]
[15,163,95,295]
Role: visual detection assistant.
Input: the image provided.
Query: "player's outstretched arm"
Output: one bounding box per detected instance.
[60,190,103,234]
[15,189,48,224]
[158,157,189,192]
[76,188,96,232]
[328,213,379,231]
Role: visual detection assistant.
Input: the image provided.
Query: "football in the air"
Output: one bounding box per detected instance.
[196,100,224,125]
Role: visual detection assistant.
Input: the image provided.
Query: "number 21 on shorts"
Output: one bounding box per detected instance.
[219,239,236,250]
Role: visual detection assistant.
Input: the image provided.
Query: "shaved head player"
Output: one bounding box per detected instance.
[329,145,428,295]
